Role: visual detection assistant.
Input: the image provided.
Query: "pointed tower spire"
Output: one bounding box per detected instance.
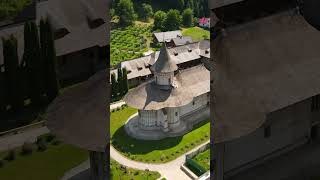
[151,43,178,73]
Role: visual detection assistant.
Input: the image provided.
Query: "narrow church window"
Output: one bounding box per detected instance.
[193,101,195,106]
[175,112,178,116]
[311,95,320,112]
[264,125,271,138]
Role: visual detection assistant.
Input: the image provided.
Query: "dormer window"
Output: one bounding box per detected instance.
[205,49,209,54]
[137,67,143,71]
[174,52,178,56]
[188,49,192,52]
[127,70,132,74]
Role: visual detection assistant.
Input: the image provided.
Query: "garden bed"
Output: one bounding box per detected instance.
[110,107,210,163]
[110,25,153,66]
[0,134,88,180]
[110,159,161,180]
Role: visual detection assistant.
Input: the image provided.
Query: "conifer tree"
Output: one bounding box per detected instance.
[40,19,59,102]
[117,68,123,96]
[111,73,117,98]
[24,21,42,105]
[122,68,129,94]
[3,35,24,112]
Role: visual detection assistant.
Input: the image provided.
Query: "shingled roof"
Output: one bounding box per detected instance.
[0,0,108,66]
[212,11,320,144]
[150,44,178,73]
[124,65,209,110]
[46,69,108,152]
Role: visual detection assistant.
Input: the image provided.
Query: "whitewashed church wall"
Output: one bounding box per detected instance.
[155,72,173,86]
[180,93,209,116]
[223,98,312,173]
[139,110,158,130]
[167,107,180,128]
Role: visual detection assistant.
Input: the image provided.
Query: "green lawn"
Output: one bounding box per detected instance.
[182,27,210,41]
[110,159,161,180]
[192,149,210,171]
[110,107,210,163]
[0,143,88,180]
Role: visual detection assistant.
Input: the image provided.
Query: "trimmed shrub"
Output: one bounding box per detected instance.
[134,171,139,176]
[37,138,47,151]
[52,139,61,146]
[46,134,56,142]
[0,159,5,168]
[5,150,16,161]
[21,142,34,155]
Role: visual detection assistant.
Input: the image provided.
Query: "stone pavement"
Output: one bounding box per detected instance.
[110,141,210,180]
[0,126,50,151]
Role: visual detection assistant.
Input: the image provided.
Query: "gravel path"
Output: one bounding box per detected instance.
[110,141,210,180]
[0,126,49,151]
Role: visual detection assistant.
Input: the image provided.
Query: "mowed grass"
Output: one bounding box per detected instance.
[182,27,210,41]
[110,107,210,163]
[110,159,161,180]
[192,149,210,171]
[0,144,88,180]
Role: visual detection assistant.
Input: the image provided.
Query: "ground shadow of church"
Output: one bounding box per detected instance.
[111,125,183,155]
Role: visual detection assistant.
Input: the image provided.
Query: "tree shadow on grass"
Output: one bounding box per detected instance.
[111,125,183,155]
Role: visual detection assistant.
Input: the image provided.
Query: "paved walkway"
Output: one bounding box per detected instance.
[0,126,49,151]
[110,141,210,180]
[61,159,90,180]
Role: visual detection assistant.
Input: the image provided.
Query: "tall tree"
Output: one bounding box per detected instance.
[24,21,42,106]
[3,35,24,112]
[40,19,59,102]
[164,9,181,31]
[178,0,185,11]
[116,0,137,26]
[117,68,123,96]
[182,8,193,27]
[154,10,167,31]
[122,68,129,94]
[141,3,153,22]
[111,73,117,98]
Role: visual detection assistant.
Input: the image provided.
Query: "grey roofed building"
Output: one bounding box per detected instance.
[212,11,320,144]
[114,40,210,83]
[0,0,108,67]
[153,30,182,43]
[170,36,193,46]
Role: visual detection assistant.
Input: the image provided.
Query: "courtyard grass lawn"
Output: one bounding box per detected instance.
[182,27,210,41]
[110,159,161,180]
[0,143,88,180]
[192,149,210,171]
[111,107,210,163]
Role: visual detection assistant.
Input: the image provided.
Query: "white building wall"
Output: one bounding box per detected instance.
[155,72,174,86]
[139,110,158,130]
[222,98,312,174]
[180,93,209,117]
[167,107,180,128]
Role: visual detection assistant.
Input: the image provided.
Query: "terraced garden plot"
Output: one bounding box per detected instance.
[111,25,153,66]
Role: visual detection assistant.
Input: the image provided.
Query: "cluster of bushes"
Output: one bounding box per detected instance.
[0,133,60,168]
[110,25,151,65]
[111,68,129,102]
[111,104,128,113]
